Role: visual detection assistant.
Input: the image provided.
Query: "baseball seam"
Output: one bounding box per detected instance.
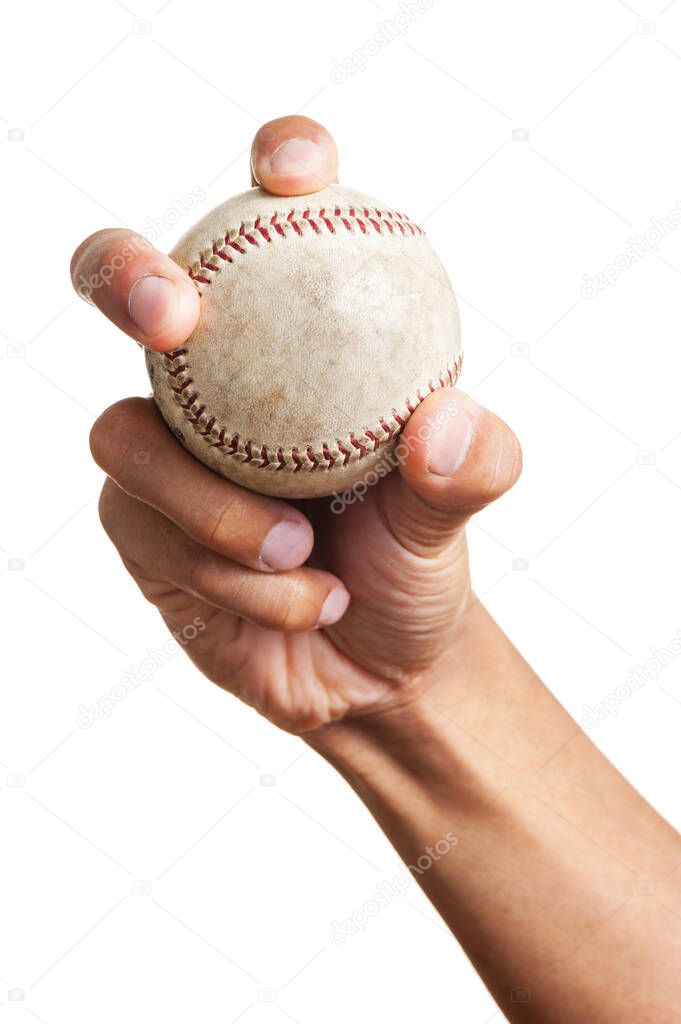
[185,203,424,288]
[161,202,460,474]
[161,348,462,473]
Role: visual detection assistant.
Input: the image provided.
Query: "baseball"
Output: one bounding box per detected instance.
[146,184,462,499]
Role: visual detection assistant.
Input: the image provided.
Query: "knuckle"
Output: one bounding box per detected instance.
[189,552,251,613]
[205,492,247,552]
[90,398,150,480]
[269,577,318,631]
[189,549,222,599]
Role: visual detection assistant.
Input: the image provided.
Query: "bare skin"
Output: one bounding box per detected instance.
[72,116,681,1022]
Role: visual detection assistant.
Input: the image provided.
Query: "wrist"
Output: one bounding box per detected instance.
[307,601,574,831]
[307,603,520,820]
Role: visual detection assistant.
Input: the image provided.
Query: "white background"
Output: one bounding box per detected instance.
[2,0,681,1021]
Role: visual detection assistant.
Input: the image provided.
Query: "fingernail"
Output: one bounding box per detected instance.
[317,587,350,627]
[128,275,176,336]
[270,138,325,176]
[260,519,312,571]
[427,405,474,477]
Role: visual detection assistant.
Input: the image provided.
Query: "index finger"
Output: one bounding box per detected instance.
[70,228,200,352]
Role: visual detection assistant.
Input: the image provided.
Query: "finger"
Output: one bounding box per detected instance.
[388,389,522,555]
[90,397,314,573]
[250,116,339,196]
[99,480,350,631]
[70,228,200,351]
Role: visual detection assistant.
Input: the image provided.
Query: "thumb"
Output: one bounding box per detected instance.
[388,389,522,553]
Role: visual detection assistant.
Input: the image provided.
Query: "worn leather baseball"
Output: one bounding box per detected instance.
[146,184,462,498]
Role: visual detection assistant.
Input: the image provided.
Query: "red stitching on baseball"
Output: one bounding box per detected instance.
[160,350,463,473]
[306,447,319,470]
[337,441,351,466]
[185,203,425,280]
[351,436,367,458]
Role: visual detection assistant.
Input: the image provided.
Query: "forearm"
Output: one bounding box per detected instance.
[309,603,681,1022]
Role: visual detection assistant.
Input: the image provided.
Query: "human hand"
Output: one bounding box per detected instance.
[73,116,521,733]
